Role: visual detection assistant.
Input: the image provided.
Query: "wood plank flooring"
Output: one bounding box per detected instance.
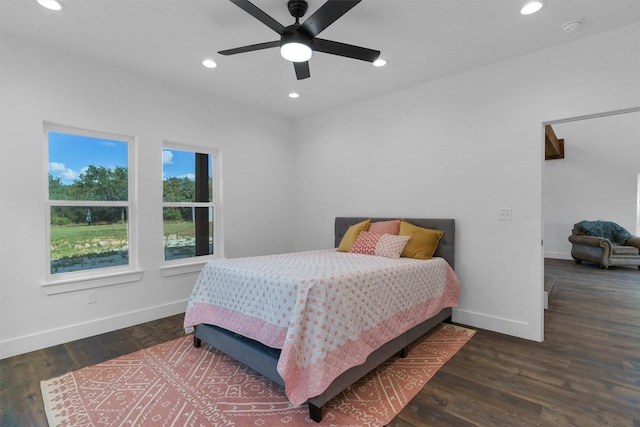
[1,259,638,426]
[0,315,186,426]
[391,259,640,427]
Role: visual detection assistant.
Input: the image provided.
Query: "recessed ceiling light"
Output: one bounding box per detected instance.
[520,0,544,15]
[288,92,300,99]
[37,0,64,11]
[373,58,387,67]
[202,59,217,69]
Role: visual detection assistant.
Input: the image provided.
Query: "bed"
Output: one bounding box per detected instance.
[184,217,459,422]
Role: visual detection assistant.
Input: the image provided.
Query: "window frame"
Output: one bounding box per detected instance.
[42,122,141,294]
[161,141,222,276]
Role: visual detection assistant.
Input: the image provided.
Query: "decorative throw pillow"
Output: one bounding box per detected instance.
[349,231,411,258]
[399,221,444,260]
[368,219,401,235]
[349,231,381,255]
[337,218,371,252]
[375,233,411,258]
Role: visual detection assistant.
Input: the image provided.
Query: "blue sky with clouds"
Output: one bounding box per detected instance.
[162,148,196,180]
[163,148,213,180]
[47,132,203,184]
[48,132,127,184]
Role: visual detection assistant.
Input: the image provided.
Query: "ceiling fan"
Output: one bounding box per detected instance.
[218,0,381,80]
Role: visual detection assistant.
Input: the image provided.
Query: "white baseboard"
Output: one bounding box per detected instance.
[453,308,542,342]
[4,303,543,358]
[544,251,572,260]
[0,300,187,359]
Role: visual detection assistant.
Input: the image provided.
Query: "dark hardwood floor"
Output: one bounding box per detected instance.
[1,259,638,426]
[0,315,186,427]
[391,259,640,427]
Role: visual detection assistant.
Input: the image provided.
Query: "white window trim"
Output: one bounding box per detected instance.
[161,142,223,276]
[42,270,144,295]
[42,122,140,293]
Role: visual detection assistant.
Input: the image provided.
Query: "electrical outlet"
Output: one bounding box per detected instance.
[87,290,97,304]
[498,208,512,221]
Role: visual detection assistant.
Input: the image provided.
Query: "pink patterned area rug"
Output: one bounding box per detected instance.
[41,324,475,427]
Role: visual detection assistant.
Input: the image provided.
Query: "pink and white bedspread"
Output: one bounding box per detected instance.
[184,249,460,406]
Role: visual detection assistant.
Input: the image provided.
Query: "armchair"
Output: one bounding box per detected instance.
[568,220,640,269]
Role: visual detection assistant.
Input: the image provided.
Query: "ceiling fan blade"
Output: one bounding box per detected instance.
[229,0,285,35]
[300,0,361,38]
[218,40,280,56]
[294,61,311,80]
[313,38,380,62]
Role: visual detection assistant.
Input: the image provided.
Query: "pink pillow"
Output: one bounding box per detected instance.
[349,231,381,255]
[349,231,411,258]
[368,219,400,235]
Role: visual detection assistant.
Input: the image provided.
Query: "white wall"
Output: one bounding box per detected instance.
[544,112,640,259]
[0,36,295,358]
[291,23,640,341]
[2,23,639,358]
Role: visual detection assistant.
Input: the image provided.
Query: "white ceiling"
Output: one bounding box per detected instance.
[1,0,639,119]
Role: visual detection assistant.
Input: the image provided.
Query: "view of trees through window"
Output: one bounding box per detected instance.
[47,129,131,274]
[162,147,215,261]
[46,129,215,274]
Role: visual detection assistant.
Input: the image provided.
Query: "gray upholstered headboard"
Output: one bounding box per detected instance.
[334,217,455,269]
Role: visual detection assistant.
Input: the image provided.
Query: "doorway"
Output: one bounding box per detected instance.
[542,107,640,324]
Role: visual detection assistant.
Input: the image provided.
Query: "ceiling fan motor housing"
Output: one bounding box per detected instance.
[282,25,312,47]
[283,0,312,50]
[288,0,308,20]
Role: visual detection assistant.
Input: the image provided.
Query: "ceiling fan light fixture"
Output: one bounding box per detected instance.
[219,0,379,80]
[280,42,312,63]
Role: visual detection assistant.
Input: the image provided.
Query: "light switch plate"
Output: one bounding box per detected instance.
[498,208,512,221]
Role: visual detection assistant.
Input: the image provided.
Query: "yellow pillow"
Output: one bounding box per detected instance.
[337,219,371,252]
[399,221,444,259]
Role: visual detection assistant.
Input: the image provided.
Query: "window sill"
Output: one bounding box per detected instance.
[161,260,210,277]
[42,270,144,295]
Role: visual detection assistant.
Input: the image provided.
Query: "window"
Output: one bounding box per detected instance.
[162,144,219,265]
[45,123,137,285]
